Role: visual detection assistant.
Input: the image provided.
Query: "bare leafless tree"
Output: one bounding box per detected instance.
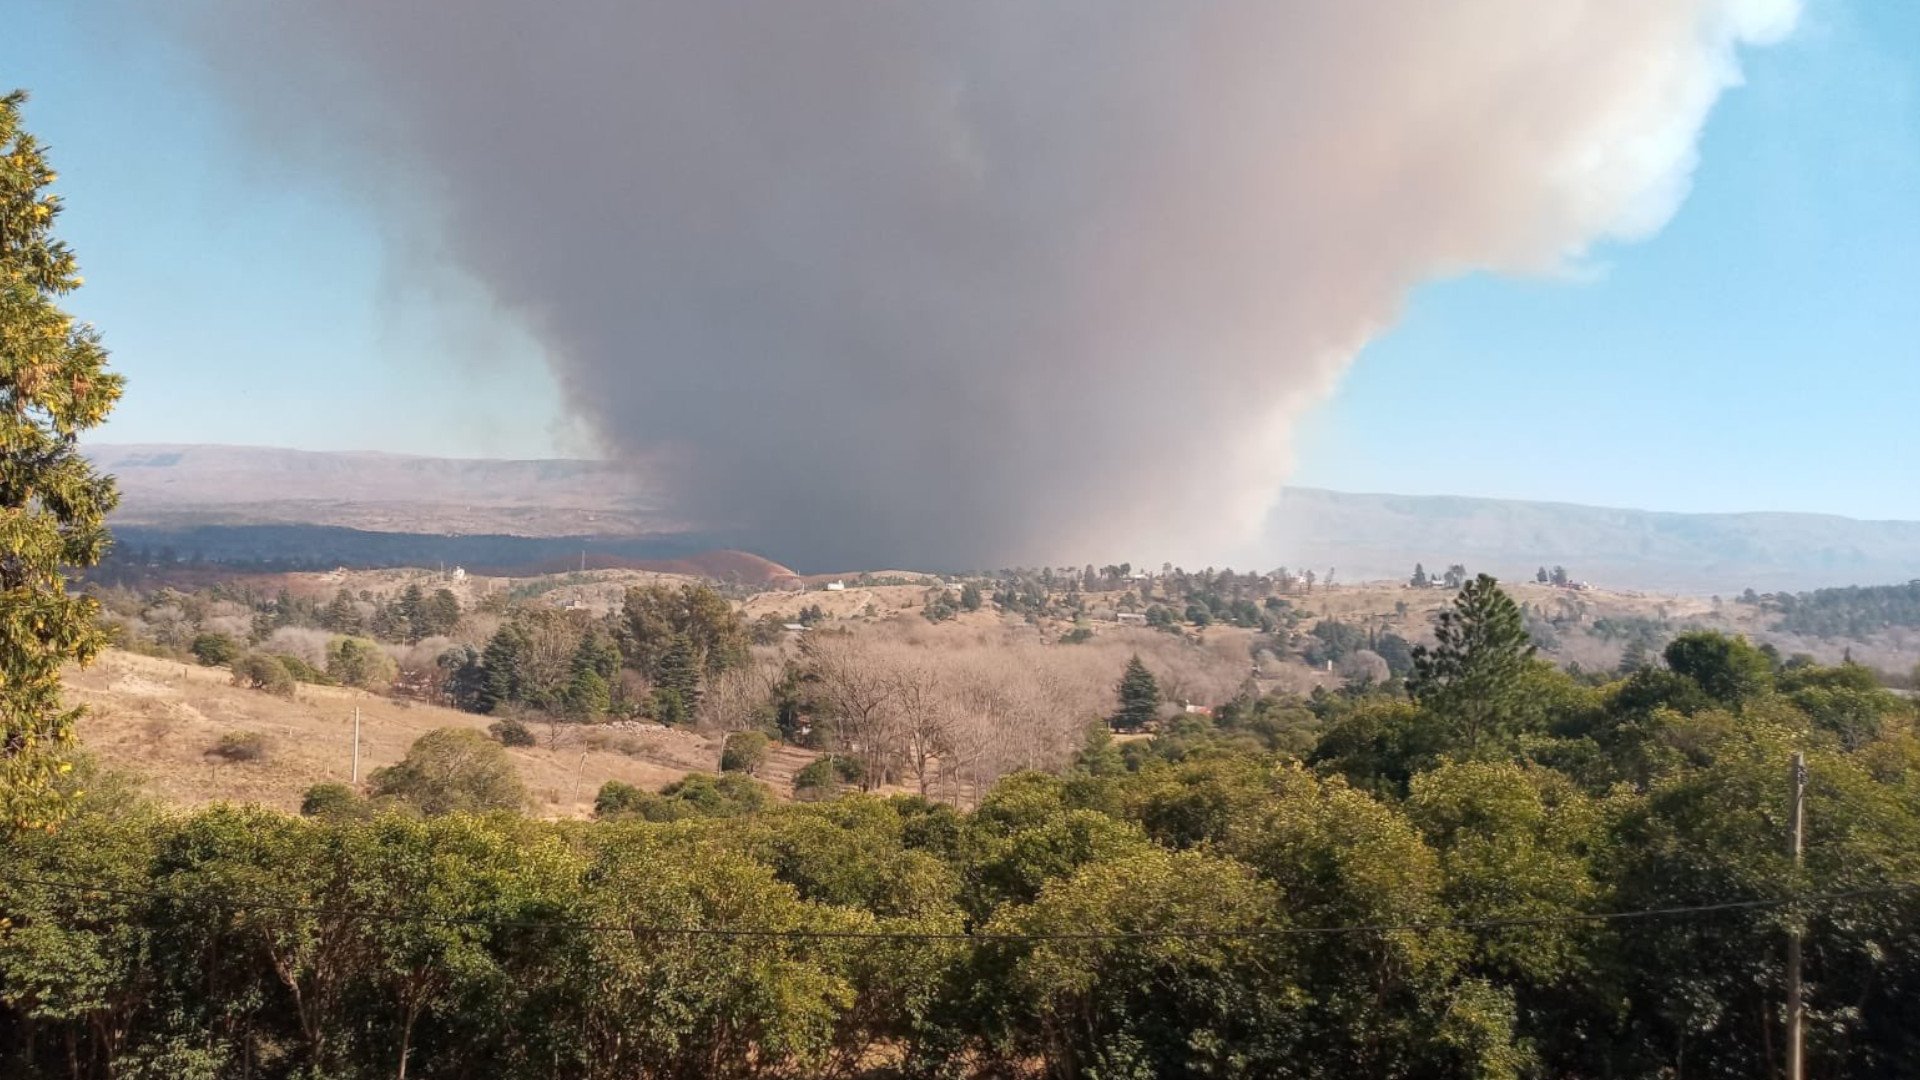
[801,633,899,791]
[697,651,784,734]
[886,653,953,796]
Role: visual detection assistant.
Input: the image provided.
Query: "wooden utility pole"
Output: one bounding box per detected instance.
[1786,751,1807,1080]
[350,706,363,786]
[570,751,589,806]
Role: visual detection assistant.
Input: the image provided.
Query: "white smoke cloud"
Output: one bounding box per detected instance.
[158,0,1797,570]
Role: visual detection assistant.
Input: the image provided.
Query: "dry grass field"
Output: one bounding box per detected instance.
[64,649,820,817]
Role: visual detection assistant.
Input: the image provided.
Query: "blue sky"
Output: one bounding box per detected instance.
[4,0,1917,520]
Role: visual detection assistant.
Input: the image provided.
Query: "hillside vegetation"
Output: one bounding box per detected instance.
[66,559,1920,814]
[7,577,1919,1078]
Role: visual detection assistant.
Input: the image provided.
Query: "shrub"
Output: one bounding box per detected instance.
[720,730,770,774]
[488,716,537,748]
[594,773,771,821]
[594,779,651,818]
[189,632,240,667]
[369,728,526,815]
[793,756,841,801]
[230,654,295,698]
[276,654,333,685]
[300,782,365,818]
[327,636,399,691]
[655,772,769,818]
[213,731,267,762]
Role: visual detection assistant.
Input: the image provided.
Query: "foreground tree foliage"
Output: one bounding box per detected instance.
[4,578,1920,1077]
[0,91,123,828]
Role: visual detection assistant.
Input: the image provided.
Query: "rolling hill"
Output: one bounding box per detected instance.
[86,444,1919,592]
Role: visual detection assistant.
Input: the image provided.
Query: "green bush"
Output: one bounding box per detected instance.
[793,756,841,801]
[326,635,399,690]
[720,730,770,774]
[212,731,267,762]
[488,716,536,747]
[370,728,526,815]
[229,654,295,698]
[189,631,240,667]
[275,653,333,685]
[594,779,651,818]
[299,782,365,818]
[657,773,769,817]
[594,773,771,821]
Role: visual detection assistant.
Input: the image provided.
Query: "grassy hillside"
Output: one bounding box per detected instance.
[65,650,820,815]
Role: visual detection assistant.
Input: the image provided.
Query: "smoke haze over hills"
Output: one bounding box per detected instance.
[90,445,1918,593]
[155,1,1799,568]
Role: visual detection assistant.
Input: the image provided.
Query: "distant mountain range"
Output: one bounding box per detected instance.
[90,443,675,537]
[1264,487,1920,595]
[87,444,1919,593]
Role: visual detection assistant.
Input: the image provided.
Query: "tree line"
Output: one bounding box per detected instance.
[440,583,750,725]
[5,574,1919,1077]
[1757,579,1920,640]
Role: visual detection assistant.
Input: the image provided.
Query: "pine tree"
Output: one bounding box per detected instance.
[438,644,487,711]
[1408,574,1537,752]
[565,632,620,718]
[396,583,426,642]
[1410,563,1429,588]
[653,633,702,723]
[477,625,528,714]
[565,668,612,719]
[323,588,361,633]
[0,92,125,828]
[420,588,463,637]
[1617,638,1652,675]
[1111,654,1161,731]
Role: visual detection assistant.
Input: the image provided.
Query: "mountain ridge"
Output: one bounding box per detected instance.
[86,443,1920,592]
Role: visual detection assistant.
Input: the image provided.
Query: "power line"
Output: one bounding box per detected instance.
[1,872,1913,944]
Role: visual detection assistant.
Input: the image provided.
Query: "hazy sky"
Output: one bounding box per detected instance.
[4,1,1916,543]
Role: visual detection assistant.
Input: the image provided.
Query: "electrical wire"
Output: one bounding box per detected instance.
[1,872,1914,943]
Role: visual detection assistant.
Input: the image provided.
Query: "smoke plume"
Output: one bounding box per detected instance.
[161,1,1797,570]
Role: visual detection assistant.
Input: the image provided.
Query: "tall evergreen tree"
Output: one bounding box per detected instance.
[565,631,621,718]
[1112,654,1161,731]
[438,644,486,711]
[476,625,528,714]
[396,583,426,642]
[419,588,463,638]
[652,632,702,724]
[0,92,124,828]
[1408,574,1537,752]
[619,583,748,679]
[1617,638,1653,676]
[323,588,361,634]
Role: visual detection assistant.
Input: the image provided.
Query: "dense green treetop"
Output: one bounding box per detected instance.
[0,91,123,829]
